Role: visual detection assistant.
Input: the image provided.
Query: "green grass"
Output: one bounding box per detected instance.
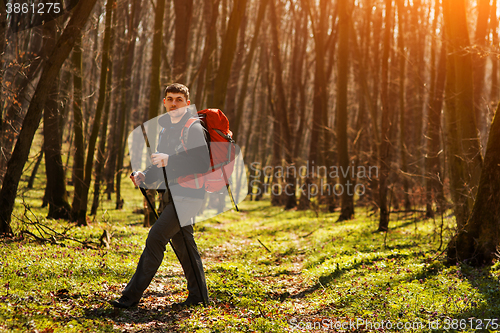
[1,133,500,332]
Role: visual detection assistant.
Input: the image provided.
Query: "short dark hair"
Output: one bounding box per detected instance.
[164,83,189,100]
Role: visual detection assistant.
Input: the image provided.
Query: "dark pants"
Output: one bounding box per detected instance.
[122,196,207,303]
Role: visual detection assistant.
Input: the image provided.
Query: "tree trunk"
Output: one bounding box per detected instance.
[0,0,98,234]
[443,0,483,229]
[76,0,113,226]
[43,19,71,220]
[27,147,44,189]
[447,103,500,266]
[143,0,166,227]
[285,6,307,210]
[336,0,354,221]
[172,0,193,83]
[425,2,446,217]
[472,0,490,140]
[443,41,470,229]
[406,0,424,179]
[70,35,86,221]
[115,2,139,210]
[223,15,246,127]
[212,0,248,109]
[104,8,121,200]
[194,0,219,107]
[0,0,7,183]
[90,56,113,216]
[396,0,411,212]
[378,0,393,232]
[233,0,269,142]
[269,0,294,208]
[300,0,328,210]
[490,0,498,104]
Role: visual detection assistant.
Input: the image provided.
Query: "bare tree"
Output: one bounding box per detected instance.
[70,36,85,221]
[172,0,193,83]
[442,0,483,229]
[42,19,71,219]
[336,0,354,221]
[425,0,446,217]
[76,0,114,226]
[0,0,99,234]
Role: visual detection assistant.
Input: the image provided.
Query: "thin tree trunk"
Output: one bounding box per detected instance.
[378,0,393,232]
[91,31,115,215]
[269,0,294,208]
[27,147,44,189]
[70,36,85,221]
[212,0,248,109]
[490,0,498,104]
[299,0,328,210]
[396,0,411,212]
[194,0,219,107]
[76,0,113,226]
[0,0,7,168]
[172,0,193,83]
[443,39,469,229]
[103,6,121,199]
[425,1,446,217]
[43,19,71,220]
[115,2,139,210]
[336,0,354,221]
[144,0,166,227]
[233,0,268,142]
[224,15,246,127]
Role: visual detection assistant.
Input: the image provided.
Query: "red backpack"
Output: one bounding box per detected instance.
[177,109,236,193]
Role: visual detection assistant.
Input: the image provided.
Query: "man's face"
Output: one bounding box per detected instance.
[164,92,190,118]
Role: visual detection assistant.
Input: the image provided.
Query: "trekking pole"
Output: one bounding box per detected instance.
[140,124,208,307]
[131,173,158,220]
[131,171,182,265]
[221,167,239,212]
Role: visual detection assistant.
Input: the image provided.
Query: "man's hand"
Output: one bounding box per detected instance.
[151,153,169,168]
[130,171,145,186]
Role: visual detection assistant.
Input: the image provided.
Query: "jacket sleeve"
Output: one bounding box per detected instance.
[164,121,210,179]
[143,163,161,185]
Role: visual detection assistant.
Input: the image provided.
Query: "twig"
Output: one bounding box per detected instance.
[301,227,319,238]
[15,199,103,249]
[257,238,271,253]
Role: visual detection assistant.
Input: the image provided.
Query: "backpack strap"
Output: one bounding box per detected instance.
[214,129,235,143]
[176,117,204,189]
[175,117,199,153]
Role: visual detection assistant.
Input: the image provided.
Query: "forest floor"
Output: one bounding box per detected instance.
[1,169,500,332]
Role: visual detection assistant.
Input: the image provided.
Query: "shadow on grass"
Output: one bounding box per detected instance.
[83,302,192,330]
[280,250,443,302]
[454,265,500,323]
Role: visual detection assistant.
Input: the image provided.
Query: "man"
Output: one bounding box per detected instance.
[111,83,210,308]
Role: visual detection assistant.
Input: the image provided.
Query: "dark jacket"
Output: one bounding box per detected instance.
[143,111,210,199]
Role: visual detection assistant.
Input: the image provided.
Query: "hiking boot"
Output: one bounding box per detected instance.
[171,296,204,309]
[110,296,139,308]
